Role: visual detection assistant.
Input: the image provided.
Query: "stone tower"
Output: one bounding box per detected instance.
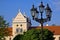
[12,9,31,37]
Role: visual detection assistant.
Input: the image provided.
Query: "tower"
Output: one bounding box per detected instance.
[12,9,31,37]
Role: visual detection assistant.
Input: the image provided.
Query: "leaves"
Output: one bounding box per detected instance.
[0,16,9,39]
[13,34,23,40]
[13,28,54,40]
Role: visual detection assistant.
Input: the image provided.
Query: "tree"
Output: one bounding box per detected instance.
[13,28,54,40]
[23,29,54,40]
[13,34,23,40]
[0,16,9,40]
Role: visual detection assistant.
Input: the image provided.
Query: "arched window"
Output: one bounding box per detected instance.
[16,28,23,33]
[16,28,19,33]
[20,28,22,32]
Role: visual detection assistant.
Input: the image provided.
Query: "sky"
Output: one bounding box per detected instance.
[0,0,60,26]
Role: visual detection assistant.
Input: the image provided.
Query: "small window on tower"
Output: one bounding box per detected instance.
[20,24,22,27]
[16,24,19,27]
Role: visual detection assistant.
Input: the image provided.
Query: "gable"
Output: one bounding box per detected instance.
[13,10,27,22]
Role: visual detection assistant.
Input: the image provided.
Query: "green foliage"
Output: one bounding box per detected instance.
[39,29,54,40]
[13,34,23,40]
[23,29,39,40]
[0,16,9,40]
[23,29,54,40]
[13,28,54,40]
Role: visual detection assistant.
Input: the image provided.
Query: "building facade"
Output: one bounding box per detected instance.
[4,9,60,40]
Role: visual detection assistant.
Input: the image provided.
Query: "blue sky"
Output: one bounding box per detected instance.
[0,0,60,26]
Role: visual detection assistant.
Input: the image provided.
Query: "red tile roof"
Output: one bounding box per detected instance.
[2,26,60,36]
[29,26,60,35]
[7,27,12,36]
[4,27,12,36]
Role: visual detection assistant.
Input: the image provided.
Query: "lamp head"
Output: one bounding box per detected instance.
[30,5,39,20]
[39,2,45,13]
[45,4,52,21]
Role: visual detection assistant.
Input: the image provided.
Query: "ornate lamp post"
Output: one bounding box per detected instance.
[30,2,52,40]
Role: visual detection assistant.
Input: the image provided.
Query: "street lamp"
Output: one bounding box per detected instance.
[30,2,52,40]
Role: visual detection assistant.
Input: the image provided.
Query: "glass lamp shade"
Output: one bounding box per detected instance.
[45,4,52,21]
[34,12,39,19]
[39,2,45,13]
[46,10,52,21]
[45,10,52,17]
[31,11,36,17]
[30,5,39,19]
[31,9,39,19]
[45,4,52,18]
[30,5,36,17]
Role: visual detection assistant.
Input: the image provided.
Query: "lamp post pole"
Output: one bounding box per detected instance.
[41,12,43,40]
[30,1,52,40]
